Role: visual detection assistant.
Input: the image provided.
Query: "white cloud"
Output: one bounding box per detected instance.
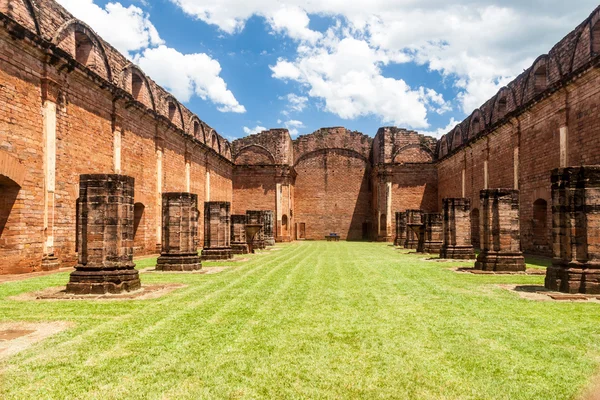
[279,93,309,116]
[243,125,267,135]
[421,118,461,139]
[134,46,246,113]
[171,0,598,128]
[56,0,163,55]
[271,35,431,128]
[283,119,304,136]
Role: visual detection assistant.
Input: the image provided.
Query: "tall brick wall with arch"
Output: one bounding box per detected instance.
[0,0,233,273]
[437,6,600,255]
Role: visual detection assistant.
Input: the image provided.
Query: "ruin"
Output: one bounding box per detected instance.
[545,167,600,294]
[246,211,266,250]
[404,210,424,249]
[1,1,600,275]
[262,210,276,246]
[201,202,233,261]
[66,174,141,294]
[231,215,250,255]
[440,198,476,259]
[394,212,406,247]
[475,189,525,272]
[156,193,201,271]
[422,213,443,254]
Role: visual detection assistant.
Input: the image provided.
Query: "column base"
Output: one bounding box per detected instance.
[545,262,600,294]
[251,240,266,250]
[231,243,249,255]
[201,248,233,261]
[66,266,141,294]
[156,254,202,271]
[422,242,443,254]
[41,255,60,271]
[264,237,276,246]
[475,251,525,272]
[440,246,476,260]
[405,239,419,249]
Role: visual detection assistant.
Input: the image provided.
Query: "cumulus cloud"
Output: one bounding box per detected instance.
[243,125,267,135]
[171,0,598,127]
[283,119,304,136]
[271,35,432,127]
[56,0,163,55]
[279,93,309,115]
[134,46,246,113]
[421,118,462,139]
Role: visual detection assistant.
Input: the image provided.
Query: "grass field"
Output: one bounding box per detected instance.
[1,242,599,399]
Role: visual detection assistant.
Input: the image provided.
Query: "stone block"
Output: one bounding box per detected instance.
[201,202,233,261]
[545,167,600,294]
[422,213,443,254]
[475,189,525,272]
[231,214,249,255]
[66,174,141,294]
[394,212,406,247]
[404,209,423,249]
[156,192,201,271]
[440,198,476,259]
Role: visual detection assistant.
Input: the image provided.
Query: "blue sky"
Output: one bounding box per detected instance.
[58,0,598,141]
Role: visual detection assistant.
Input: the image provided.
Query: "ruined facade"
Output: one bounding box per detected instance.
[2,1,600,275]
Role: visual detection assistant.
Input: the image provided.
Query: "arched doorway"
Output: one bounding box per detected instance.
[471,208,480,249]
[532,199,549,254]
[282,214,288,236]
[0,175,20,243]
[133,203,145,250]
[379,214,387,236]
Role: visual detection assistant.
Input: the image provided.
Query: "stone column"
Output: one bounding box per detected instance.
[66,174,140,294]
[422,213,443,254]
[231,214,249,255]
[262,210,275,246]
[404,209,423,249]
[246,210,265,250]
[440,198,475,259]
[475,189,525,271]
[201,201,233,260]
[156,192,201,271]
[394,212,406,247]
[545,167,600,294]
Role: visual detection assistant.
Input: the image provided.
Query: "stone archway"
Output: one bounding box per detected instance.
[532,199,549,255]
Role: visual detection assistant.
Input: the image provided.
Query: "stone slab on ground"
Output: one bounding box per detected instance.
[498,284,600,302]
[9,284,186,301]
[453,267,546,275]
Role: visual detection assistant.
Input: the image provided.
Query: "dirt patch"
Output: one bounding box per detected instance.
[140,266,231,275]
[579,373,600,400]
[498,284,600,302]
[452,267,546,275]
[8,284,186,301]
[422,257,476,263]
[0,267,74,284]
[0,321,73,361]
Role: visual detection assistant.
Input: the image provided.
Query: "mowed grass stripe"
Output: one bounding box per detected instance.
[1,242,600,399]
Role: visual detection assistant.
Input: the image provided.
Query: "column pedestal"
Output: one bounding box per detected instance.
[440,198,476,259]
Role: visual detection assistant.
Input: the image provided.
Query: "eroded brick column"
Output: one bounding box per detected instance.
[545,167,600,294]
[422,213,443,254]
[156,193,201,271]
[404,209,423,249]
[231,214,249,255]
[262,210,275,246]
[66,174,140,294]
[394,212,406,247]
[475,189,525,271]
[201,202,233,260]
[246,210,265,250]
[440,198,475,259]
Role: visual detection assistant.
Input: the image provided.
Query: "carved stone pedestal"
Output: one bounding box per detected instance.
[474,189,525,272]
[231,214,249,255]
[262,210,275,246]
[545,167,600,294]
[440,198,476,259]
[66,174,141,294]
[394,212,406,247]
[201,202,233,261]
[246,211,265,250]
[422,213,443,254]
[156,192,201,271]
[404,210,423,249]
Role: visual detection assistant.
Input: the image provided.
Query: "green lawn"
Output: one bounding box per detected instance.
[1,242,599,399]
